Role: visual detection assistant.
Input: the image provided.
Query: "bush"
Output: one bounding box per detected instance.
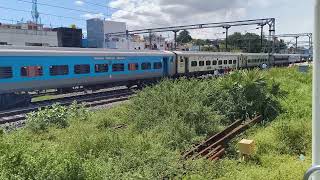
[274,119,311,155]
[26,102,89,133]
[2,68,308,180]
[206,69,283,122]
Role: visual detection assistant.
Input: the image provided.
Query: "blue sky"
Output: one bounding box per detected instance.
[0,0,315,42]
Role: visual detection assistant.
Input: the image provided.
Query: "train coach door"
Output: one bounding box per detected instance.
[163,57,169,76]
[184,57,189,74]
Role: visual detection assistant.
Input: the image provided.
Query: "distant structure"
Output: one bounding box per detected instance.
[87,18,168,50]
[32,0,40,24]
[53,27,82,47]
[0,22,58,47]
[143,34,166,50]
[87,18,126,48]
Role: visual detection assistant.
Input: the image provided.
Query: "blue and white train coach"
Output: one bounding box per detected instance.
[0,47,176,109]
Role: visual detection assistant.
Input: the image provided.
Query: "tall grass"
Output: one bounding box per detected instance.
[0,67,311,179]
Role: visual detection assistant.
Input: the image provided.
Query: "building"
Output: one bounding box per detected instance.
[87,18,127,48]
[53,27,82,47]
[86,18,171,50]
[143,34,166,50]
[0,21,58,47]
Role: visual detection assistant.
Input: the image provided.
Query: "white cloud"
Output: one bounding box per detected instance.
[82,13,105,19]
[74,0,84,6]
[107,0,251,38]
[103,0,296,39]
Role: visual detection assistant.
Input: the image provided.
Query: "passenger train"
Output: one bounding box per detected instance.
[0,46,312,110]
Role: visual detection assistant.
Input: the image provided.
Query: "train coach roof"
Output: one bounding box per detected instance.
[0,46,175,56]
[173,51,241,56]
[174,51,269,56]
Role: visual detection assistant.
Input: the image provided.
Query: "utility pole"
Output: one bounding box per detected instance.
[126,30,129,50]
[259,23,265,52]
[223,25,231,52]
[173,30,179,50]
[308,33,313,55]
[31,0,40,25]
[305,0,320,180]
[295,36,299,54]
[149,30,152,50]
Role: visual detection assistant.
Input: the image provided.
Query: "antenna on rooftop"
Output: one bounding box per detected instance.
[32,0,40,24]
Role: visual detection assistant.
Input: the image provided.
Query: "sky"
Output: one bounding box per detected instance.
[0,0,315,43]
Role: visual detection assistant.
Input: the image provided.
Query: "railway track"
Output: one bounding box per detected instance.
[183,115,262,161]
[0,88,135,125]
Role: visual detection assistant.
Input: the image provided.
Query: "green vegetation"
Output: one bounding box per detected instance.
[32,95,57,102]
[0,68,312,179]
[176,30,287,53]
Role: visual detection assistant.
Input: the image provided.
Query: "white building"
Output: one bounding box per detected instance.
[87,18,169,50]
[87,18,127,49]
[0,22,58,47]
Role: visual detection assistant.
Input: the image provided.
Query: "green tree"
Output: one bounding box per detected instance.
[177,30,192,44]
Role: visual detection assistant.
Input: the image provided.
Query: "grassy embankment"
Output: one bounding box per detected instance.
[0,67,312,179]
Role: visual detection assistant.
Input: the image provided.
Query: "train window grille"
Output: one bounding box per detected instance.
[21,66,43,77]
[191,61,197,67]
[0,67,13,79]
[112,64,124,72]
[95,64,108,73]
[199,61,205,66]
[218,60,222,65]
[128,63,139,71]
[50,65,69,76]
[212,60,217,65]
[206,61,211,66]
[74,64,90,74]
[141,63,151,70]
[224,60,228,65]
[154,62,162,69]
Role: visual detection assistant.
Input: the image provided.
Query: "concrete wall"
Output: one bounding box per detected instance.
[0,28,58,46]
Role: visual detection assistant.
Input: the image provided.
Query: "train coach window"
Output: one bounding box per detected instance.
[74,64,90,74]
[128,63,139,71]
[213,60,217,65]
[191,61,197,67]
[154,62,162,69]
[112,64,124,72]
[50,65,69,76]
[0,67,13,79]
[199,61,205,66]
[224,60,228,65]
[218,60,222,65]
[229,60,233,64]
[95,64,108,73]
[233,60,237,64]
[141,63,151,70]
[206,61,211,66]
[21,66,43,77]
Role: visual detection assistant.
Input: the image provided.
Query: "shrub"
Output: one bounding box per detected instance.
[26,102,89,133]
[205,69,283,122]
[274,119,311,155]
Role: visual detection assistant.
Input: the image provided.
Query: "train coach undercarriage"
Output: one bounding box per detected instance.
[0,93,31,110]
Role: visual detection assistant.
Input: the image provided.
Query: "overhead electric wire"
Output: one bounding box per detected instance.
[18,0,169,27]
[0,6,86,21]
[17,0,110,16]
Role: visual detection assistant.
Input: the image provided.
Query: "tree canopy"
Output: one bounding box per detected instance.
[177,30,193,44]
